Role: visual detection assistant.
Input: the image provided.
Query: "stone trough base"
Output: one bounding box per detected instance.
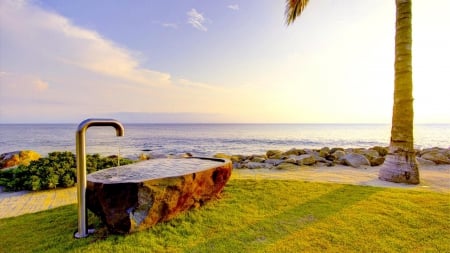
[86,157,232,234]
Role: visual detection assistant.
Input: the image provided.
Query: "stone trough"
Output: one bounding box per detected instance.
[86,157,232,234]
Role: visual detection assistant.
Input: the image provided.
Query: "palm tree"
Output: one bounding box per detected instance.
[285,0,420,184]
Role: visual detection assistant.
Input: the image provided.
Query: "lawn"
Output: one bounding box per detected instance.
[0,179,449,252]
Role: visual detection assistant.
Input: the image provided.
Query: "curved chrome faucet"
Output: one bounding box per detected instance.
[74,118,124,238]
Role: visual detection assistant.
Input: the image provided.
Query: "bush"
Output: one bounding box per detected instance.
[0,151,134,192]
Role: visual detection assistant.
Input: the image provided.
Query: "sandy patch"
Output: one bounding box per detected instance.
[232,164,450,193]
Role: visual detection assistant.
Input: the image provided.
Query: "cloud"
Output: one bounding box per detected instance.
[0,0,239,123]
[0,73,61,112]
[105,112,225,123]
[227,4,239,11]
[162,23,178,29]
[0,0,171,87]
[1,73,48,93]
[33,79,49,91]
[153,20,178,29]
[187,8,208,31]
[177,78,223,91]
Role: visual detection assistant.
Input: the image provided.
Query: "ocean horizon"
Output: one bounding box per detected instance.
[1,123,449,159]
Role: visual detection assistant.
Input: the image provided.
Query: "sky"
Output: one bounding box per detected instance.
[0,0,449,124]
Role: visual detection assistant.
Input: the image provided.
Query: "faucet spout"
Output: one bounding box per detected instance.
[77,118,125,137]
[74,118,124,238]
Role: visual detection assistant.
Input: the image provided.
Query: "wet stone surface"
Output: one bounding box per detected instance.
[87,157,227,183]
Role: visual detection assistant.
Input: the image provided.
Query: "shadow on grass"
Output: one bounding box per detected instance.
[185,182,382,252]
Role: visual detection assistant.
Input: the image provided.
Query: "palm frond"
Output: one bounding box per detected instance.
[285,0,310,25]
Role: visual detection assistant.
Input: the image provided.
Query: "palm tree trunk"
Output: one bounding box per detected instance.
[379,0,419,184]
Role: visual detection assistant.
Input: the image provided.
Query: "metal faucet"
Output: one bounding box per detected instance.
[74,118,124,238]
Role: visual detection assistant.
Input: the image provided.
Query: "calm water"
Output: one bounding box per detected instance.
[0,124,449,158]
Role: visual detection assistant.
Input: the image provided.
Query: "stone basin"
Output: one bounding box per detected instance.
[86,157,232,234]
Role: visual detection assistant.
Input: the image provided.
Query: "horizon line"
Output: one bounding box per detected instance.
[1,122,449,125]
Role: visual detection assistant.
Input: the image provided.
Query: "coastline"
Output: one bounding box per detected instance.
[1,162,448,219]
[1,144,449,219]
[1,123,449,158]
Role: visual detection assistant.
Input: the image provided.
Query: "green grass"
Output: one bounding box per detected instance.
[0,179,449,252]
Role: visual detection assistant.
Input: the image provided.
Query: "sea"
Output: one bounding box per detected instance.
[0,124,449,159]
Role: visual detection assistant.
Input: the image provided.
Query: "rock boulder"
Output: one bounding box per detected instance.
[295,154,316,166]
[266,150,283,159]
[420,149,450,164]
[340,153,370,168]
[86,157,232,234]
[0,150,40,169]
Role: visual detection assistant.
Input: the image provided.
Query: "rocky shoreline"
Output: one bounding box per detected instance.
[1,147,449,172]
[212,146,450,170]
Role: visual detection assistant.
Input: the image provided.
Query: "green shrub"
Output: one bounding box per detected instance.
[0,151,134,192]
